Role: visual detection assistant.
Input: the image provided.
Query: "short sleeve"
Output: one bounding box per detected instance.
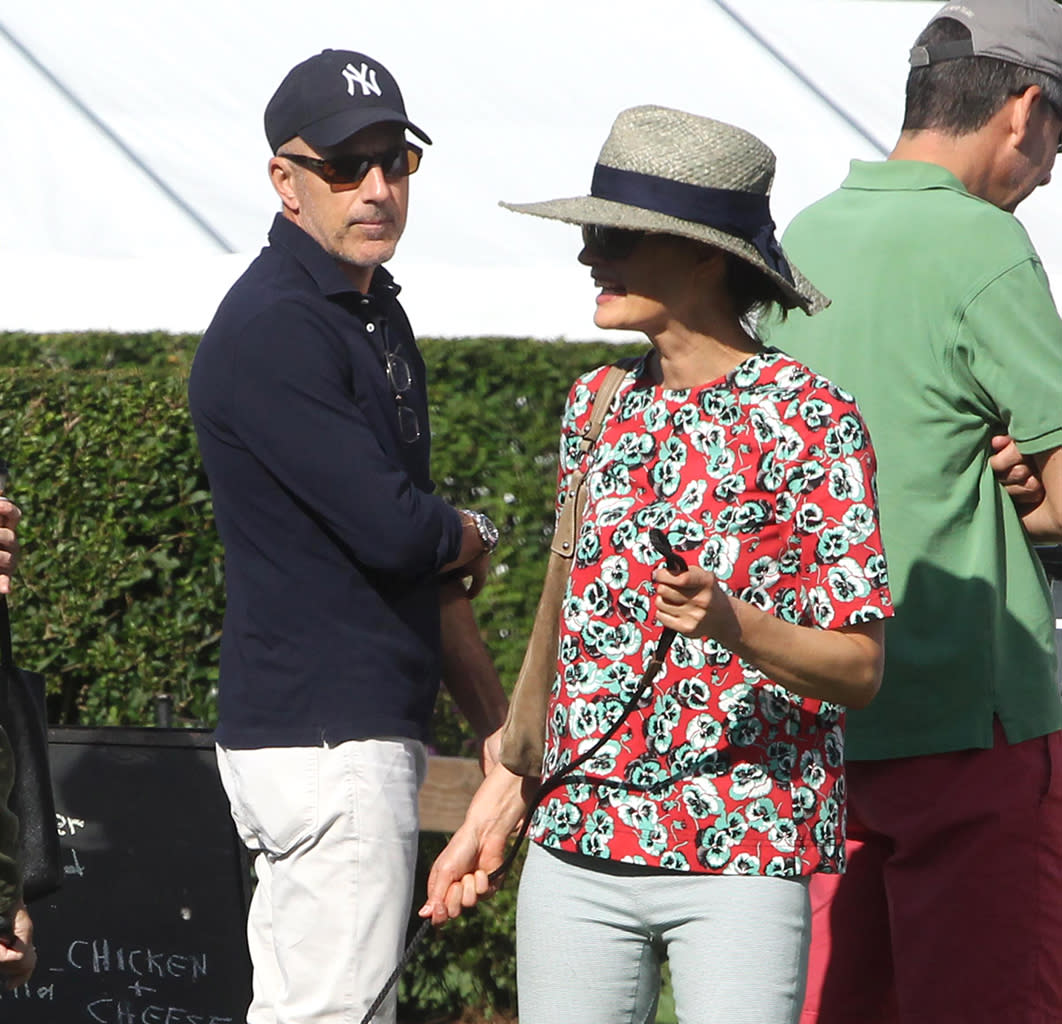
[793,408,892,629]
[954,259,1062,454]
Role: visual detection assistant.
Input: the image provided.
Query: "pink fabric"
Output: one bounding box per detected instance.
[802,719,1062,1023]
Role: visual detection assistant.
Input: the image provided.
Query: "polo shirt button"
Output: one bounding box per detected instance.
[366,323,376,333]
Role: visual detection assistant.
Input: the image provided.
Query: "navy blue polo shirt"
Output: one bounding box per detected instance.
[189,213,464,748]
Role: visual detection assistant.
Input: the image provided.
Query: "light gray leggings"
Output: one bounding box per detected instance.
[516,843,811,1024]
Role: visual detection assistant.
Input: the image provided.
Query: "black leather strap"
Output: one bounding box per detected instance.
[909,39,975,67]
[0,597,11,692]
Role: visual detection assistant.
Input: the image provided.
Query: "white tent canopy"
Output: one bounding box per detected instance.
[2,0,1060,339]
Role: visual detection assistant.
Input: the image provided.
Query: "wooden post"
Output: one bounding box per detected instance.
[417,755,483,833]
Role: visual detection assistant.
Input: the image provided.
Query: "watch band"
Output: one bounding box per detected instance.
[462,509,499,554]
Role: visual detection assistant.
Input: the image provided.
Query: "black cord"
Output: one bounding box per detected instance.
[484,530,687,886]
[358,918,434,1024]
[358,529,689,1023]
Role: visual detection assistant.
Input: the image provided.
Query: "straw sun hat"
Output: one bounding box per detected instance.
[501,105,828,315]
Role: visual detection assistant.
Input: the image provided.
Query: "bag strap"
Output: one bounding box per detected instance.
[360,359,641,1022]
[551,362,633,558]
[0,597,11,673]
[0,598,11,707]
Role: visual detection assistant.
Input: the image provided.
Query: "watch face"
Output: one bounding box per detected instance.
[475,512,499,551]
[463,509,498,552]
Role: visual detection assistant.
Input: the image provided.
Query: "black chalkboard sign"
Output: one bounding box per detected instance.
[0,727,252,1022]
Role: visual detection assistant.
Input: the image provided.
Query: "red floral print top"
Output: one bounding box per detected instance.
[528,350,893,876]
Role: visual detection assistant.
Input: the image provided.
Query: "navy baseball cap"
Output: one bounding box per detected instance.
[264,49,431,153]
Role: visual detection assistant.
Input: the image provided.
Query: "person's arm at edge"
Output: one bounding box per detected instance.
[1013,446,1062,543]
[0,904,35,989]
[987,436,1062,540]
[0,725,33,989]
[0,498,20,596]
[439,578,508,775]
[963,255,1062,535]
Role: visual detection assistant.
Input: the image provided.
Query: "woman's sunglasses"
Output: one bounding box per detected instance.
[278,143,423,188]
[581,224,646,260]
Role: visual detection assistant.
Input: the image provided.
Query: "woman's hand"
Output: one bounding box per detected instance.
[419,764,533,926]
[653,562,885,709]
[420,821,507,926]
[653,564,740,646]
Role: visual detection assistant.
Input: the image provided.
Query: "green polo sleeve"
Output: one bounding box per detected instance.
[952,256,1062,454]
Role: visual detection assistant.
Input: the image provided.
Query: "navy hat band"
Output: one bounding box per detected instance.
[590,164,794,285]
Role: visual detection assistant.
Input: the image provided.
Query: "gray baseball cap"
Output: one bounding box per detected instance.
[910,0,1062,81]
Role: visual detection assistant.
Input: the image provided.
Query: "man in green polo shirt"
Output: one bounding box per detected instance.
[771,1,1062,1021]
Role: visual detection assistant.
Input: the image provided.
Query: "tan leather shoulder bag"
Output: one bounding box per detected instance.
[498,362,633,776]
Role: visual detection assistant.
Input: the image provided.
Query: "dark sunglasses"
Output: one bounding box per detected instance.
[581,224,645,260]
[278,143,423,187]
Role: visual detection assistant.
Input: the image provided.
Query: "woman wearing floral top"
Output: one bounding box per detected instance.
[421,106,892,1024]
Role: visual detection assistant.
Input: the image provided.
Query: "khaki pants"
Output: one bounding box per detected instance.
[217,738,427,1024]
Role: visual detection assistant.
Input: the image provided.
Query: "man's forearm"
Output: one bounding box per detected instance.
[1021,448,1062,543]
[439,580,508,740]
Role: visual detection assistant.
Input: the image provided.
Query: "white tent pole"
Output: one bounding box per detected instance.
[0,19,237,254]
[709,0,892,157]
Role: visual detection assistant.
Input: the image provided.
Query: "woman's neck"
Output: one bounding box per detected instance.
[648,320,764,390]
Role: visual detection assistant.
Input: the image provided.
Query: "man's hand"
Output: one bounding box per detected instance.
[0,904,36,990]
[0,498,21,596]
[990,434,1044,507]
[457,550,491,600]
[440,512,495,597]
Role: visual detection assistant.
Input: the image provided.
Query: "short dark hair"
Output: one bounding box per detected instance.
[904,17,1062,134]
[724,252,789,327]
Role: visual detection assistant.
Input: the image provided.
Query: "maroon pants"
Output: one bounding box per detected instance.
[801,720,1062,1024]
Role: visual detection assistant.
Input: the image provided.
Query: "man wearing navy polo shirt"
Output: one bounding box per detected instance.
[188,49,507,1024]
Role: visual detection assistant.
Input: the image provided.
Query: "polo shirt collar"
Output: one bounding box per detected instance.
[266,212,401,304]
[841,159,971,197]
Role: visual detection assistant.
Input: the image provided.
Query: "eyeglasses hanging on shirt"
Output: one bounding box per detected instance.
[362,306,422,445]
[382,333,421,444]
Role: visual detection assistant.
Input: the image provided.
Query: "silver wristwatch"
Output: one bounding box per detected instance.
[462,509,499,554]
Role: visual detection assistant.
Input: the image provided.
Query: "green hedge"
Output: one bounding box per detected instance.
[0,333,649,731]
[0,330,648,1020]
[0,331,199,373]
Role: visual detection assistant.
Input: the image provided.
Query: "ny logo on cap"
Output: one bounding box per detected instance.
[342,62,382,98]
